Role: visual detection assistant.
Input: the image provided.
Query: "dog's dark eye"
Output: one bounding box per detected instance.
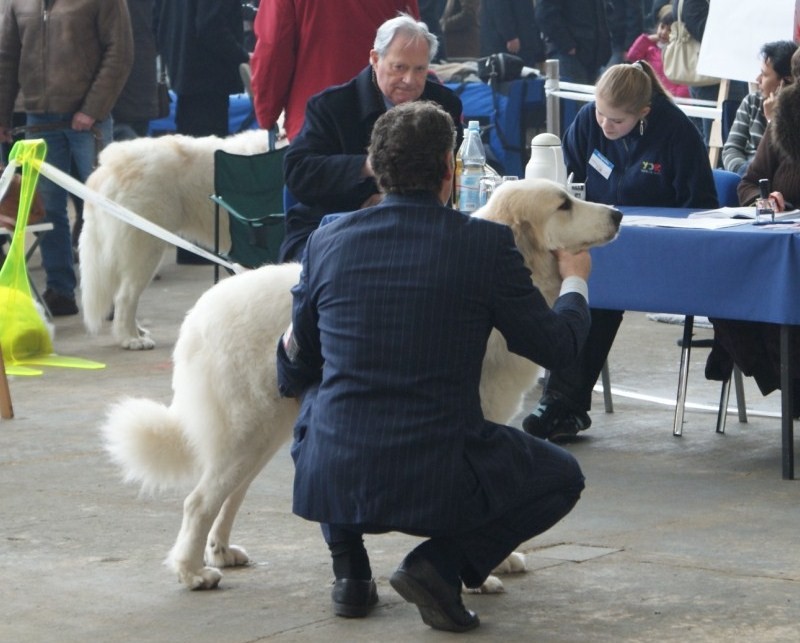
[557,198,572,212]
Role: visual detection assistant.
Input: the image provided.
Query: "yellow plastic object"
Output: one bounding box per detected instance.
[0,140,104,375]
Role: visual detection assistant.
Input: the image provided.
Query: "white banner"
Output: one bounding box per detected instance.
[699,0,796,82]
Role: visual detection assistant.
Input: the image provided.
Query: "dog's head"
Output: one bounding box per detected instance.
[473,178,622,303]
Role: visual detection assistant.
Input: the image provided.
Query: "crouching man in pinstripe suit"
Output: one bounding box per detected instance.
[277,101,591,633]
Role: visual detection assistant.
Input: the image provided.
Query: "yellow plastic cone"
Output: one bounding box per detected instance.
[1,140,104,375]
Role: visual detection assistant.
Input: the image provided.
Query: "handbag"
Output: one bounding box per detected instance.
[477,53,524,83]
[156,57,171,119]
[662,0,717,87]
[0,170,46,229]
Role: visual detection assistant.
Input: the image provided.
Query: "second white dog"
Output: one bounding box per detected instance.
[79,129,272,350]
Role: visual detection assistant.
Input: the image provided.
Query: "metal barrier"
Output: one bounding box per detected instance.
[542,58,722,136]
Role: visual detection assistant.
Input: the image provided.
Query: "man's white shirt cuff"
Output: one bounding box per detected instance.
[559,276,588,304]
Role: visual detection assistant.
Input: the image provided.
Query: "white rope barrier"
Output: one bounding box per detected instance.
[34,160,240,273]
[0,160,20,203]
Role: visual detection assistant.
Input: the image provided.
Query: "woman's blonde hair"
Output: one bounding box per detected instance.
[595,61,670,114]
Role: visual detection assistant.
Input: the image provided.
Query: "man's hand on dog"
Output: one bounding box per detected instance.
[554,248,591,281]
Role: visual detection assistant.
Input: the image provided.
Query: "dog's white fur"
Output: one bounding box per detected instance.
[101,179,620,592]
[79,129,271,350]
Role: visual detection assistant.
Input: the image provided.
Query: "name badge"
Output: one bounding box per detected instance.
[589,149,613,180]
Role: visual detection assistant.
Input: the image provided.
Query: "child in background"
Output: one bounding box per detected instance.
[625,9,690,99]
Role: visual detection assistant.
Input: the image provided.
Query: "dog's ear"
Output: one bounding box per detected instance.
[513,214,546,253]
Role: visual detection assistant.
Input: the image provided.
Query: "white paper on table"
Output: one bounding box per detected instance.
[620,215,750,230]
[688,206,758,219]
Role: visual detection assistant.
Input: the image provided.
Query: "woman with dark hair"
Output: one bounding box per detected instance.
[706,49,800,412]
[722,40,798,177]
[523,60,717,441]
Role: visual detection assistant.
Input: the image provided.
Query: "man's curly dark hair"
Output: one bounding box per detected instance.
[368,101,456,195]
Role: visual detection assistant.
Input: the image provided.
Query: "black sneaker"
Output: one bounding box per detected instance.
[522,394,591,442]
[43,289,78,316]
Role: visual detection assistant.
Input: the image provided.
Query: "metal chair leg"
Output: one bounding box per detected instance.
[733,365,747,423]
[715,365,747,435]
[673,315,695,436]
[600,360,613,413]
[715,376,732,434]
[214,203,220,284]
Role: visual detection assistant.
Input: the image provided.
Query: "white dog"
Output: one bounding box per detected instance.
[79,129,272,350]
[101,179,621,592]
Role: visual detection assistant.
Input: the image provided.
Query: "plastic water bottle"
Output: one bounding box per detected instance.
[453,127,467,210]
[455,121,486,213]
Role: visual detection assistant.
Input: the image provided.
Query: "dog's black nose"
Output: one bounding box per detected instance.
[611,209,623,225]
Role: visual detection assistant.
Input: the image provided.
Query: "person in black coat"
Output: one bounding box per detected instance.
[112,0,159,139]
[419,0,448,61]
[277,99,591,630]
[154,0,250,265]
[607,0,644,66]
[154,0,249,138]
[672,0,708,41]
[281,14,463,262]
[479,0,546,68]
[536,0,612,83]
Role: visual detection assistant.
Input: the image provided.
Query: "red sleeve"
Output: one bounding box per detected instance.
[251,0,298,130]
[625,34,651,63]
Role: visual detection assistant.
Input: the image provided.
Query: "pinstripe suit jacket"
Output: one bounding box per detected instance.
[277,192,590,532]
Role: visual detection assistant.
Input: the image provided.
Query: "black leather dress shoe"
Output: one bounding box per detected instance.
[390,551,479,632]
[331,578,378,618]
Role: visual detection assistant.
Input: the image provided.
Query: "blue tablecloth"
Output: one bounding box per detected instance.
[589,207,800,325]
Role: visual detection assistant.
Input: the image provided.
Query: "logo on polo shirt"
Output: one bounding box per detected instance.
[640,160,662,175]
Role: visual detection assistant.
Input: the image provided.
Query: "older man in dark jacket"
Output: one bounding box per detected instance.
[281,14,462,262]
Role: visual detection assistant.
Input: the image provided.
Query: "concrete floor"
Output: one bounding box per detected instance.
[1,255,798,642]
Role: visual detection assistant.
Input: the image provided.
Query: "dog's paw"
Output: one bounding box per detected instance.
[121,335,155,350]
[465,574,506,594]
[181,566,223,590]
[492,551,527,575]
[205,543,249,569]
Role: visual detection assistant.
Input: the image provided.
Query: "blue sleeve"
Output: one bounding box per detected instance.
[490,228,591,369]
[276,248,323,397]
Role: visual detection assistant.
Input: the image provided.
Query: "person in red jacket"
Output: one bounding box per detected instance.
[250,0,419,141]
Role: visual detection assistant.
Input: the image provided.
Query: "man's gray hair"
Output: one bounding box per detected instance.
[373,13,438,61]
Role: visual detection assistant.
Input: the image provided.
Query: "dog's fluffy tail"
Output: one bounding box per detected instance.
[101,397,197,493]
[79,175,117,335]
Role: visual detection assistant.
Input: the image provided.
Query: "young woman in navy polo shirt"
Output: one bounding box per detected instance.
[523,60,717,441]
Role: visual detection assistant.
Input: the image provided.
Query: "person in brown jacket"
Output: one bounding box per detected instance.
[705,57,800,416]
[0,0,133,315]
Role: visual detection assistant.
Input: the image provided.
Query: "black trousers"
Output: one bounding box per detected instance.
[545,308,624,411]
[174,92,230,264]
[175,91,230,138]
[321,436,585,588]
